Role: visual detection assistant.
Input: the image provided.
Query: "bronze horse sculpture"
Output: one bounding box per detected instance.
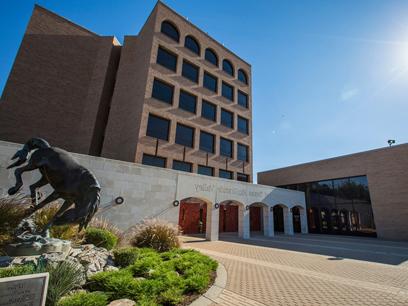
[7,138,100,236]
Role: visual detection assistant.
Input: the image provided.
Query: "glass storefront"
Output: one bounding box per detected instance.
[279,175,376,237]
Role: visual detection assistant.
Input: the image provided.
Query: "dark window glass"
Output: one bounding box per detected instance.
[146,114,170,141]
[172,160,192,172]
[203,72,218,92]
[152,79,174,104]
[142,154,166,168]
[205,48,218,66]
[237,173,249,182]
[182,60,199,83]
[161,21,179,42]
[179,91,197,113]
[184,35,200,55]
[222,59,234,76]
[198,165,214,176]
[238,116,249,134]
[222,82,234,101]
[238,90,248,108]
[237,143,248,162]
[220,138,233,157]
[175,124,194,148]
[156,47,177,71]
[238,69,248,84]
[201,100,216,121]
[219,169,233,179]
[221,109,234,128]
[199,131,215,153]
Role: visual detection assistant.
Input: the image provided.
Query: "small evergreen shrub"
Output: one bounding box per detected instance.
[0,263,37,278]
[89,217,122,238]
[84,227,118,250]
[57,291,109,306]
[129,219,181,252]
[113,247,140,267]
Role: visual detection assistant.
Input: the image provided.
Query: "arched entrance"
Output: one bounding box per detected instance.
[273,205,285,233]
[292,206,301,233]
[248,203,269,236]
[219,201,239,233]
[178,197,208,235]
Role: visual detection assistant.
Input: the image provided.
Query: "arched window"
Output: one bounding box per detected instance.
[222,59,234,76]
[184,35,200,55]
[161,21,179,42]
[238,69,248,84]
[205,48,218,66]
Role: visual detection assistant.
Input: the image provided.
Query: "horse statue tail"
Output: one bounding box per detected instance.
[7,138,51,169]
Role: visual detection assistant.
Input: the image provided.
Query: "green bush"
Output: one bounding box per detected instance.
[57,291,109,306]
[0,263,37,278]
[84,227,118,250]
[129,219,180,252]
[113,247,140,267]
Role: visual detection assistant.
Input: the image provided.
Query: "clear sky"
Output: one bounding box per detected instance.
[1,0,407,180]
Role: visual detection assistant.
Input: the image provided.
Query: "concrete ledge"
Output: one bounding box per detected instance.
[190,263,227,306]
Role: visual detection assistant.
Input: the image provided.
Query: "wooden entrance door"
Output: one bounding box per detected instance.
[250,206,262,231]
[178,202,207,234]
[219,205,238,232]
[274,206,284,232]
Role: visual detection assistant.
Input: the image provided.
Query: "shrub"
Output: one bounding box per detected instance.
[0,263,37,278]
[0,196,30,246]
[89,217,122,238]
[57,291,109,306]
[113,247,140,267]
[45,261,85,306]
[34,204,83,243]
[129,219,181,252]
[84,227,118,250]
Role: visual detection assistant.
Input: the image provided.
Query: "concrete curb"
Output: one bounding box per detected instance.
[189,262,227,306]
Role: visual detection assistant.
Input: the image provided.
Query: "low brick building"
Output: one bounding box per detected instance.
[0,2,253,182]
[258,144,408,240]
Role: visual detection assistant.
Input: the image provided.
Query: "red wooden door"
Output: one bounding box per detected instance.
[250,206,261,231]
[179,202,207,234]
[219,205,239,232]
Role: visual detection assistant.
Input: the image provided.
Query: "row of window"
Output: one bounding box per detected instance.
[152,78,249,134]
[146,113,249,161]
[157,46,249,108]
[160,20,249,84]
[142,153,250,181]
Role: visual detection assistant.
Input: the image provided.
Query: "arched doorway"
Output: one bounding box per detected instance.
[273,205,285,233]
[292,206,301,233]
[219,201,239,233]
[178,198,208,235]
[248,203,269,236]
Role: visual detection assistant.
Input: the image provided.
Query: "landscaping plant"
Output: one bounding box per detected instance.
[84,227,118,250]
[128,219,181,252]
[57,291,109,306]
[113,247,141,267]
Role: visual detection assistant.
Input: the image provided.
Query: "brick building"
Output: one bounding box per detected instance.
[0,2,253,182]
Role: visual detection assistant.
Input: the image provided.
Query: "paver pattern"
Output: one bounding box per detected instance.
[183,234,408,306]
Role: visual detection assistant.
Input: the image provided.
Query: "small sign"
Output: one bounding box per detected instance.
[0,272,49,306]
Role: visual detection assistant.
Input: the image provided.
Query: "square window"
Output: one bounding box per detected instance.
[156,47,177,71]
[201,100,217,121]
[179,91,197,113]
[152,79,174,104]
[237,143,248,162]
[237,173,249,182]
[175,123,195,148]
[142,154,166,168]
[146,114,170,141]
[238,116,249,134]
[222,81,234,101]
[182,60,199,83]
[220,138,233,158]
[203,72,218,92]
[172,160,192,172]
[219,169,233,180]
[199,131,215,153]
[221,109,234,129]
[238,90,248,108]
[198,165,214,176]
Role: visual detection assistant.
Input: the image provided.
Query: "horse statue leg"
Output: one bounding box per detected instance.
[8,162,39,196]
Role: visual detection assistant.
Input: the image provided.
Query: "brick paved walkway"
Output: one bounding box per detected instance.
[183,234,408,306]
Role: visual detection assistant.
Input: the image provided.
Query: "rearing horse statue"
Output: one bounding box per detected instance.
[7,138,100,235]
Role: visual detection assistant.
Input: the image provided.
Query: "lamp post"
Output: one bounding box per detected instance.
[387,139,396,147]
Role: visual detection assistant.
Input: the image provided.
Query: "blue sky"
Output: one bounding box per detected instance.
[1,0,407,178]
